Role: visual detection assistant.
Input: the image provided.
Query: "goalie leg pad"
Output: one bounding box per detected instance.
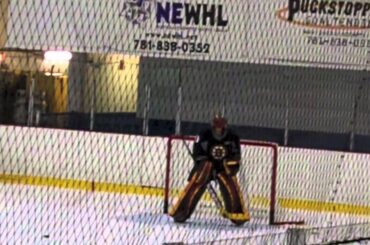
[217,172,250,225]
[169,161,213,223]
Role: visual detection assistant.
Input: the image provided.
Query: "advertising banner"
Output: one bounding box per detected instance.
[246,0,370,69]
[4,0,370,69]
[5,0,246,62]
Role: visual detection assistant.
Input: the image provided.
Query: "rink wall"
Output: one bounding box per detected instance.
[0,125,369,216]
[277,147,370,215]
[0,126,166,191]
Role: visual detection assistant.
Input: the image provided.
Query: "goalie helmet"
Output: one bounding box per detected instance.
[211,114,228,140]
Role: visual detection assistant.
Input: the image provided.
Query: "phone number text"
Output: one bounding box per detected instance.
[307,36,370,48]
[134,39,210,54]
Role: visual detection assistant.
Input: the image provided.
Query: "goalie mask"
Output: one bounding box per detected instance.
[212,115,228,140]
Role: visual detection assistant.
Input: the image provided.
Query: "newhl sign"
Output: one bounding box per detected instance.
[121,0,229,29]
[156,2,228,27]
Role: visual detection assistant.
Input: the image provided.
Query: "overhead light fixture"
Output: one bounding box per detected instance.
[43,51,72,77]
[44,50,72,62]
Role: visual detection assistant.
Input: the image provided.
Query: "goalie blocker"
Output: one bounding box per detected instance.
[169,115,250,225]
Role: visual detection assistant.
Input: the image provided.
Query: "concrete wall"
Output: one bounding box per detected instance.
[68,54,139,113]
[137,59,370,134]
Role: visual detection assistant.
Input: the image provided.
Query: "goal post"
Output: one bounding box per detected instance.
[164,134,304,225]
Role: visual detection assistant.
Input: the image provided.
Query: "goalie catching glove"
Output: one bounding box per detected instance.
[223,160,240,176]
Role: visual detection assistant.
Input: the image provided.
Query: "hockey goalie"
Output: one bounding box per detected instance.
[169,115,250,225]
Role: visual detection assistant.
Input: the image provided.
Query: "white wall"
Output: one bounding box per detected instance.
[0,126,166,188]
[278,147,370,207]
[1,125,369,210]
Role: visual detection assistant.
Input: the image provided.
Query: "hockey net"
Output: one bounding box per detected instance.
[164,135,304,225]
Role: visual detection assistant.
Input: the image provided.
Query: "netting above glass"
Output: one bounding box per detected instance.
[0,0,370,244]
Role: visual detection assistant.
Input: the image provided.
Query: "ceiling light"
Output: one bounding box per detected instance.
[44,51,72,62]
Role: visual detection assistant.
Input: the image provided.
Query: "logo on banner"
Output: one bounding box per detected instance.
[121,0,229,29]
[276,0,370,30]
[120,0,152,25]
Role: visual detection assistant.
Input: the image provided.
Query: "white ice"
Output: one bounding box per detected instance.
[0,184,369,245]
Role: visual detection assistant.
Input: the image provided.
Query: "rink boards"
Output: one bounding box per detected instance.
[0,125,369,221]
